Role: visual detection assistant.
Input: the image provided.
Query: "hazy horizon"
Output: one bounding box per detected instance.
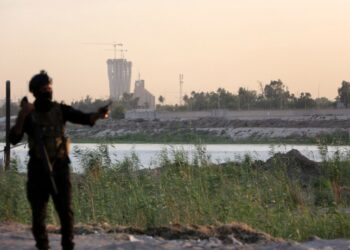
[1,0,349,104]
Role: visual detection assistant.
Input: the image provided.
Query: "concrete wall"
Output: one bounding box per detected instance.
[125,108,350,121]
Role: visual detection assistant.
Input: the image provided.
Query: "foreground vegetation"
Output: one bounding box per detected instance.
[1,145,350,241]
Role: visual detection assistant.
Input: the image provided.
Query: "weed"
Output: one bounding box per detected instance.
[2,144,350,241]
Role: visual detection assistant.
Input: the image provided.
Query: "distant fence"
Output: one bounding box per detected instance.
[125,108,350,121]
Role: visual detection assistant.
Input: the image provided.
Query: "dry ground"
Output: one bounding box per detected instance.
[1,222,350,250]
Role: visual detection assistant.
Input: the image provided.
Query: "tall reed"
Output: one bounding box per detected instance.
[1,144,350,241]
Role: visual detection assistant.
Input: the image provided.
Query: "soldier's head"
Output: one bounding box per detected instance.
[29,70,53,101]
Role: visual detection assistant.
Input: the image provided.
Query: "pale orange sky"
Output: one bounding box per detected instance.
[0,0,349,104]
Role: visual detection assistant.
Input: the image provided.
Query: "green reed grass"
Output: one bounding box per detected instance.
[1,144,350,241]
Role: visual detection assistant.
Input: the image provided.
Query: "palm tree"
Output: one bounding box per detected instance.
[158,95,165,105]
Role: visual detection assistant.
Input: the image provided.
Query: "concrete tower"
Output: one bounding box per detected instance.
[107,58,132,100]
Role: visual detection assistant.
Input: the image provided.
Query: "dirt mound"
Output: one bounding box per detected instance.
[45,222,281,245]
[143,223,282,244]
[264,149,321,184]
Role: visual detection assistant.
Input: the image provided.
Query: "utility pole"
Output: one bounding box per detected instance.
[317,83,320,109]
[4,81,11,170]
[179,74,184,106]
[217,94,220,109]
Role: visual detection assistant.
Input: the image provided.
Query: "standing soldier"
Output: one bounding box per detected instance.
[10,70,109,250]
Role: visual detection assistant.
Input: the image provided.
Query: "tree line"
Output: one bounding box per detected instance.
[159,80,349,111]
[1,79,349,118]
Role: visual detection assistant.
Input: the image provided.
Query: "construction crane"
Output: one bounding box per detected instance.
[112,43,124,59]
[84,42,123,59]
[118,48,128,59]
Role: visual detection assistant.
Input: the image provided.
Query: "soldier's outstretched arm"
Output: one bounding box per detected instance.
[61,103,109,126]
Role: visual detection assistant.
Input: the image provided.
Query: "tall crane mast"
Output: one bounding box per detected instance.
[179,74,184,105]
[112,43,123,59]
[118,48,128,59]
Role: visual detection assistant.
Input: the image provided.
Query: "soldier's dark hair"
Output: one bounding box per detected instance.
[29,70,52,93]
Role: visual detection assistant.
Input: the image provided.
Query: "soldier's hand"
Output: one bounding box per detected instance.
[98,106,109,119]
[19,96,34,118]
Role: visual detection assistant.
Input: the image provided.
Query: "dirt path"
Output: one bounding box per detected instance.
[2,223,350,250]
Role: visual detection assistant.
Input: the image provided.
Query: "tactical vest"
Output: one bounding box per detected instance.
[28,102,69,160]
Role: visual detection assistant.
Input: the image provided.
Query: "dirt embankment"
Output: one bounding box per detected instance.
[1,110,349,142]
[65,115,350,142]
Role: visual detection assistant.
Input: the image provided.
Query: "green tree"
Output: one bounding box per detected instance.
[189,91,208,110]
[337,81,350,107]
[121,93,139,109]
[110,103,125,119]
[238,87,257,110]
[315,97,333,109]
[158,95,165,105]
[263,80,290,109]
[215,88,239,109]
[294,92,316,109]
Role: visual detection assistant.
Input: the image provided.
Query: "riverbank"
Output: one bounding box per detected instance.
[64,116,350,145]
[2,143,349,173]
[2,149,350,242]
[1,109,350,144]
[70,130,349,145]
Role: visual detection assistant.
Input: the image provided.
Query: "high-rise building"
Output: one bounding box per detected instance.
[107,58,132,100]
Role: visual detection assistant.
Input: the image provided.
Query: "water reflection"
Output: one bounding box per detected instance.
[1,143,349,173]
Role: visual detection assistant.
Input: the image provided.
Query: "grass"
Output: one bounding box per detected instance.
[71,131,234,144]
[69,129,350,145]
[1,144,350,241]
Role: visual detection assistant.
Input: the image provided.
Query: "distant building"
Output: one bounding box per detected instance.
[107,58,132,100]
[133,79,155,109]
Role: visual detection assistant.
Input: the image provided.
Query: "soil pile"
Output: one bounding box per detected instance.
[263,149,321,184]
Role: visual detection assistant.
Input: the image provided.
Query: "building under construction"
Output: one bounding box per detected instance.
[107,58,132,100]
[106,44,155,108]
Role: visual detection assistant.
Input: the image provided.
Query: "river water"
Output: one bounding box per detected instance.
[1,143,349,172]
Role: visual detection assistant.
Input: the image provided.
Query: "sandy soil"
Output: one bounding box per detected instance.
[1,222,350,250]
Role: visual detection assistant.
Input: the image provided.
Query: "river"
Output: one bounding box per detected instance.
[1,143,349,172]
